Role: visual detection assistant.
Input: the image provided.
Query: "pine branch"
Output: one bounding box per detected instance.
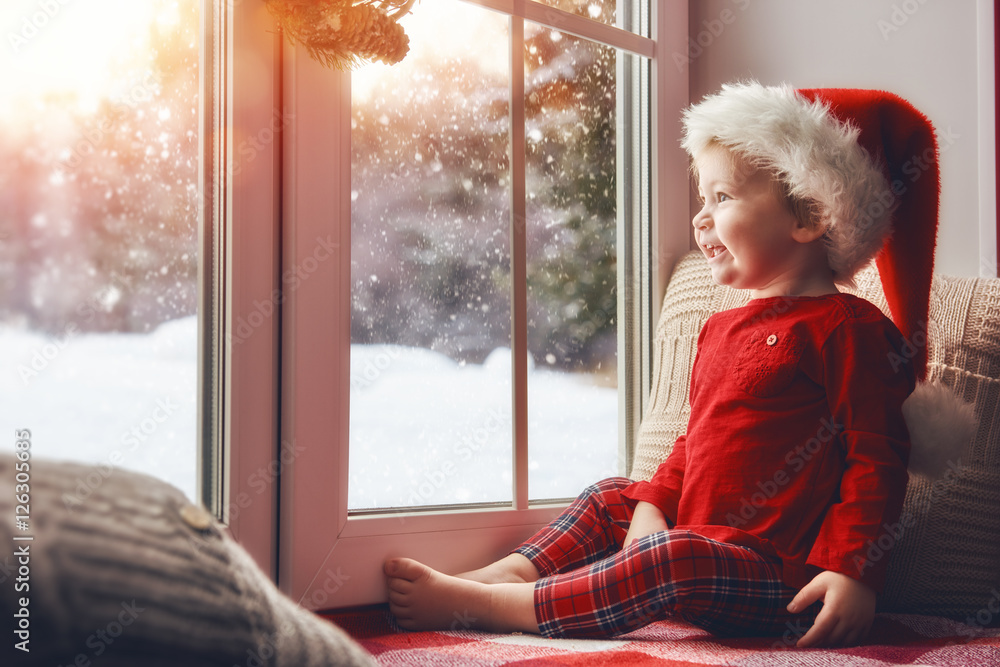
[265,0,411,70]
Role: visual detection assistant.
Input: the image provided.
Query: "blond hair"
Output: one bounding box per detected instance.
[690,141,820,230]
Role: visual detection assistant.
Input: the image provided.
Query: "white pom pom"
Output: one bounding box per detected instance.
[901,381,977,479]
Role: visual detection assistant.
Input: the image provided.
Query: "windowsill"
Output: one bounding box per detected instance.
[340,503,569,539]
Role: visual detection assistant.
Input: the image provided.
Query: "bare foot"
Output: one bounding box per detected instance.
[456,553,541,585]
[384,557,538,634]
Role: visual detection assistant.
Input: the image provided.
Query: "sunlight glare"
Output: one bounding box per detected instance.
[351,0,508,103]
[0,0,155,119]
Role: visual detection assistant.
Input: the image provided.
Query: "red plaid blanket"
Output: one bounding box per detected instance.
[323,606,1000,666]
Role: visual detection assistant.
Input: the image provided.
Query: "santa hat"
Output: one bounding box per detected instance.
[682,81,976,478]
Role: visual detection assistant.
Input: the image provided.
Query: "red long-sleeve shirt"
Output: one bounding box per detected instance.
[623,293,914,592]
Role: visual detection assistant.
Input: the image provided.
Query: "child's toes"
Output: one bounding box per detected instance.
[387,586,411,607]
[388,593,410,613]
[386,574,413,594]
[391,557,433,583]
[384,558,402,576]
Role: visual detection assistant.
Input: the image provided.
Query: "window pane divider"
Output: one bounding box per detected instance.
[220,0,284,578]
[199,0,227,518]
[510,14,530,510]
[464,0,653,56]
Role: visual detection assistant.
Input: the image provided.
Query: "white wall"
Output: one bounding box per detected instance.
[680,0,996,278]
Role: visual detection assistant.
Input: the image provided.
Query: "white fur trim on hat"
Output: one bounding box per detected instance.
[682,81,895,285]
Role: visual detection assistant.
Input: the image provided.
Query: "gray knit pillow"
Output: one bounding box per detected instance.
[631,251,1000,620]
[0,454,376,666]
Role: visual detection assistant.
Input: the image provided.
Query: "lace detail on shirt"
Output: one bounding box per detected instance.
[733,328,807,397]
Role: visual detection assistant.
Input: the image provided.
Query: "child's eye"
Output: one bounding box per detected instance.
[718,193,731,203]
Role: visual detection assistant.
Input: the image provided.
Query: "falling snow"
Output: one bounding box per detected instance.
[1,319,617,505]
[2,0,626,506]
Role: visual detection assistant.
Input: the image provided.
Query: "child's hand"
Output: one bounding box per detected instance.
[622,501,669,547]
[787,570,876,648]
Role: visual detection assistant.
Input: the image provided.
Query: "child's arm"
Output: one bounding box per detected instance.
[808,312,914,592]
[623,501,670,547]
[786,570,876,647]
[621,434,687,529]
[792,309,914,648]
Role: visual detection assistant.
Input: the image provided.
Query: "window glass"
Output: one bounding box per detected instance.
[349,1,513,510]
[0,0,200,499]
[533,0,644,35]
[524,24,619,500]
[349,1,627,511]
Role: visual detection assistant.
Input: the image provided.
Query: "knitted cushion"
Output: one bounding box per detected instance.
[0,454,377,666]
[630,250,1000,620]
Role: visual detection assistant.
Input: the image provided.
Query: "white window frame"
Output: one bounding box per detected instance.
[203,0,284,578]
[212,0,691,608]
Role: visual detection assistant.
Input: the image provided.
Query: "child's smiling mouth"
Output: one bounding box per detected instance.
[703,243,728,260]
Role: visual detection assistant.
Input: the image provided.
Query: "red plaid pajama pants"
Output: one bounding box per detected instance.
[514,477,818,639]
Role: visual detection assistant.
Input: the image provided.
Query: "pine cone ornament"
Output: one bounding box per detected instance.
[266,0,412,70]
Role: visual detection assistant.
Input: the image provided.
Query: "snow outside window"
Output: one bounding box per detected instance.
[348,0,639,511]
[0,0,201,501]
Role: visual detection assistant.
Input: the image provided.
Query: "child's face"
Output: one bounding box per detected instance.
[692,145,814,297]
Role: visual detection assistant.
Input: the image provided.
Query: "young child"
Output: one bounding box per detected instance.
[384,82,943,648]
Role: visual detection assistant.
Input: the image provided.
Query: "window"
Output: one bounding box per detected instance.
[277,0,691,610]
[348,2,642,511]
[1,0,289,576]
[0,0,201,500]
[349,3,515,510]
